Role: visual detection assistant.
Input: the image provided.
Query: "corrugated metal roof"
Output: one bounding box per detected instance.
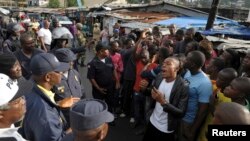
[120,22,155,30]
[106,11,175,23]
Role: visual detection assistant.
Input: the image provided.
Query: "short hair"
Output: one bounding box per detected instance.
[219,68,238,79]
[211,57,225,71]
[124,38,134,45]
[188,51,206,68]
[148,44,158,59]
[127,33,137,41]
[166,56,180,70]
[187,41,199,50]
[233,77,250,97]
[110,41,119,47]
[175,29,185,36]
[158,47,170,63]
[153,26,160,31]
[20,32,33,44]
[199,39,213,59]
[186,28,195,35]
[225,49,240,70]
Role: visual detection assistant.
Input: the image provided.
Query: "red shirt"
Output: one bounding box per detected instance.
[110,52,123,81]
[133,62,158,92]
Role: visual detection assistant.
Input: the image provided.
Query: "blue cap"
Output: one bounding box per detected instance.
[30,53,70,75]
[54,48,76,63]
[113,29,119,33]
[70,99,114,131]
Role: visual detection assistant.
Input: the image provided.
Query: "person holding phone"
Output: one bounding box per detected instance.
[142,57,189,141]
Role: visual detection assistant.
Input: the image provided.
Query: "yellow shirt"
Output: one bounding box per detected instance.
[37,85,64,123]
[37,85,56,104]
[198,80,231,141]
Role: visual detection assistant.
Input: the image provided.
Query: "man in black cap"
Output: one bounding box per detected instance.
[87,43,119,122]
[62,99,114,141]
[19,53,73,141]
[53,48,85,123]
[53,48,85,101]
[0,73,27,141]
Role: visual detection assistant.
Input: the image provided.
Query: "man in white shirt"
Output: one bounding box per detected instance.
[0,73,27,141]
[37,20,52,52]
[142,57,189,141]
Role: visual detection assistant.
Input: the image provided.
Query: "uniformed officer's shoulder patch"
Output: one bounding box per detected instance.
[87,65,91,68]
[57,86,65,93]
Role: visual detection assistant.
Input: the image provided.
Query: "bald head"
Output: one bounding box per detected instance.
[43,20,50,29]
[213,102,250,125]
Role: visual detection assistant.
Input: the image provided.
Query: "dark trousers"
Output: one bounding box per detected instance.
[143,121,175,141]
[121,80,135,116]
[133,92,145,123]
[45,44,51,51]
[92,86,115,113]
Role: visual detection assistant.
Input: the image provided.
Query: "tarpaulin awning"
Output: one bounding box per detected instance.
[154,16,238,28]
[0,7,10,15]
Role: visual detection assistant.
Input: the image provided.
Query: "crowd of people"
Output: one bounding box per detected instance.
[0,15,250,141]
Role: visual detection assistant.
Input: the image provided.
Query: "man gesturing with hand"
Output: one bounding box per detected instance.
[142,57,189,141]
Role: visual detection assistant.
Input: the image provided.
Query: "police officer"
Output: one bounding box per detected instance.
[87,43,119,118]
[0,23,23,53]
[50,34,70,54]
[53,48,85,101]
[53,48,85,123]
[0,73,27,141]
[61,99,114,141]
[19,53,74,141]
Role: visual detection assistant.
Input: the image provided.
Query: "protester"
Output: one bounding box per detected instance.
[142,57,189,141]
[223,77,250,110]
[181,51,213,141]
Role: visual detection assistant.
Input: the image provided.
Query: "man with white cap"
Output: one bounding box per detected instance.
[0,73,26,141]
[62,98,114,141]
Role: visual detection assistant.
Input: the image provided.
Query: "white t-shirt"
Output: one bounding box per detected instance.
[38,28,52,45]
[150,79,175,133]
[0,125,27,141]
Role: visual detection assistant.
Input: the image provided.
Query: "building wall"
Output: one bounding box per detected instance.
[84,0,108,7]
[0,0,27,7]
